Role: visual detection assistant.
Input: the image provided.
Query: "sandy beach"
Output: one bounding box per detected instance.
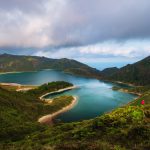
[0,71,39,75]
[39,86,77,100]
[38,96,78,125]
[0,82,37,91]
[0,71,25,75]
[16,87,36,91]
[0,82,21,86]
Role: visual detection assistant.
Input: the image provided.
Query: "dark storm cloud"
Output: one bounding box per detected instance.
[55,0,150,44]
[0,0,150,47]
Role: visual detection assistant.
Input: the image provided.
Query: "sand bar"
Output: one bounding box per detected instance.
[39,86,77,100]
[38,96,78,125]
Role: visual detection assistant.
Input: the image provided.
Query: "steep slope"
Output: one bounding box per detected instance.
[101,67,119,76]
[0,81,149,149]
[104,56,150,85]
[1,87,150,149]
[0,53,102,78]
[0,81,74,142]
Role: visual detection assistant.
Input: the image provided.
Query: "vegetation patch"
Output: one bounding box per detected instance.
[0,80,149,149]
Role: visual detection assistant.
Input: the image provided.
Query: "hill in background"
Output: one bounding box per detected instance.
[0,53,150,86]
[101,56,150,86]
[0,53,102,79]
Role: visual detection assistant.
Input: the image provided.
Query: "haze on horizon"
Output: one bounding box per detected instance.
[0,0,150,69]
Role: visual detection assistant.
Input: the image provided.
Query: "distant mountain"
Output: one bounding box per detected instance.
[101,67,119,77]
[0,53,102,79]
[105,56,150,85]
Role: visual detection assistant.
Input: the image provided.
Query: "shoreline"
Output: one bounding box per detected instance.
[118,88,141,96]
[39,86,77,100]
[0,82,38,91]
[0,82,38,86]
[0,71,28,75]
[0,70,138,87]
[38,96,78,125]
[0,82,21,86]
[126,97,140,106]
[102,79,137,87]
[114,81,135,87]
[112,87,142,106]
[0,70,55,75]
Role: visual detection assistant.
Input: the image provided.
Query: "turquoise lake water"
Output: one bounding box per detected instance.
[0,70,137,122]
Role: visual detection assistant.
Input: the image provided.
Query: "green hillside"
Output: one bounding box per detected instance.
[0,81,74,142]
[22,104,150,150]
[101,67,119,77]
[0,53,102,79]
[104,56,150,85]
[0,54,150,149]
[0,81,149,150]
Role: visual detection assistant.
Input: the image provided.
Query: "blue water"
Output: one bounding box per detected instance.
[0,70,137,122]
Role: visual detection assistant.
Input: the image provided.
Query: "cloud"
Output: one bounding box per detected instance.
[0,0,150,48]
[32,39,150,62]
[0,0,150,66]
[78,40,150,58]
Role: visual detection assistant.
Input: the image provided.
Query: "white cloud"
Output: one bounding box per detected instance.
[78,40,150,58]
[33,39,150,63]
[0,10,50,47]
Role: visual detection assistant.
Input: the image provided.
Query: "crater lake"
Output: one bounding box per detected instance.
[0,70,137,122]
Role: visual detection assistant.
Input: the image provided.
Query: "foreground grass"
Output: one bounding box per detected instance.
[2,104,150,150]
[0,81,150,150]
[131,89,150,106]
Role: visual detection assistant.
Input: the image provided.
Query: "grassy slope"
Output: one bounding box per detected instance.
[0,81,74,143]
[130,88,150,106]
[106,56,150,86]
[0,85,150,149]
[2,102,150,150]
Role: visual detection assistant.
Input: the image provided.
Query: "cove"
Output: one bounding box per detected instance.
[0,70,137,122]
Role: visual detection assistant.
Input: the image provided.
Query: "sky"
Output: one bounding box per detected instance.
[0,0,150,69]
